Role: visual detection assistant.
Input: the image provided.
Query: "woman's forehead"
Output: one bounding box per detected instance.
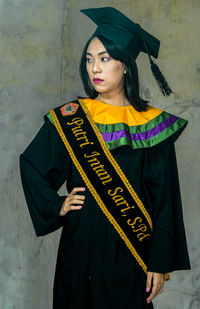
[86,37,107,54]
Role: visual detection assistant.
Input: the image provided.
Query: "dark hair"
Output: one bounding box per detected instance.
[79,34,148,112]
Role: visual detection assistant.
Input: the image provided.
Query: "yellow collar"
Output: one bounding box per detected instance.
[82,98,163,126]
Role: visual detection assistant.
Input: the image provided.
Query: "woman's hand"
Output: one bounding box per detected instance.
[146,271,164,304]
[59,187,86,216]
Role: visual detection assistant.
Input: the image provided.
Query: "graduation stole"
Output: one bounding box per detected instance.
[50,99,169,281]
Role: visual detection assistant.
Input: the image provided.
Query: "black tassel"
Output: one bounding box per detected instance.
[149,56,173,96]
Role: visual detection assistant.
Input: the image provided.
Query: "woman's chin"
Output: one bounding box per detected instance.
[93,85,108,93]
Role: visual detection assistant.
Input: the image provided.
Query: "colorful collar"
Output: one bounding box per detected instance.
[46,98,188,150]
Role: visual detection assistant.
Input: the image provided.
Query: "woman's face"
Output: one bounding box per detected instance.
[86,37,126,95]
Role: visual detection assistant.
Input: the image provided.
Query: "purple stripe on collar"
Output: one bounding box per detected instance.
[101,115,178,142]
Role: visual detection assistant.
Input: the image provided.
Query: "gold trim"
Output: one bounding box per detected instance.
[49,106,170,281]
[79,99,153,230]
[50,109,148,274]
[79,99,170,281]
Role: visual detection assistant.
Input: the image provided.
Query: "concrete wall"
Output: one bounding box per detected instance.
[0,0,199,308]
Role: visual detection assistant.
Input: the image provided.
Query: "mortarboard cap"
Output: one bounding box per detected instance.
[81,7,173,96]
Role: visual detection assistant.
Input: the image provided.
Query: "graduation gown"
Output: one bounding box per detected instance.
[19,98,191,309]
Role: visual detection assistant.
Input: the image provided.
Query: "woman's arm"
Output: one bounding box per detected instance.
[19,119,72,236]
[143,137,191,274]
[143,136,191,303]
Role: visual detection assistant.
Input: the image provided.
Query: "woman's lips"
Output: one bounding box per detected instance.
[93,78,104,84]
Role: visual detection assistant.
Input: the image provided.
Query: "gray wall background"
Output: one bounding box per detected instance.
[0,0,199,308]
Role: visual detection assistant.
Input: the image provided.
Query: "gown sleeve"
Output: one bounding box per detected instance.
[143,134,191,274]
[19,117,72,237]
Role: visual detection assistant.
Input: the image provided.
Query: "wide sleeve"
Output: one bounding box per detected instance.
[19,117,72,237]
[143,136,191,274]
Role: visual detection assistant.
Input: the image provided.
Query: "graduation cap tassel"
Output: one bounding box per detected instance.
[148,55,173,96]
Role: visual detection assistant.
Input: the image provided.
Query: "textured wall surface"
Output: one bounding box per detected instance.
[0,0,199,308]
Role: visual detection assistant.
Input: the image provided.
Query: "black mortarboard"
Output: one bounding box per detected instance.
[81,7,173,96]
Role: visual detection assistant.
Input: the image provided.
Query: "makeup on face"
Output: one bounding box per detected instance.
[93,78,104,84]
[86,38,125,94]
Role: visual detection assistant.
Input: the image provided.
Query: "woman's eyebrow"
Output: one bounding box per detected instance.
[86,51,108,56]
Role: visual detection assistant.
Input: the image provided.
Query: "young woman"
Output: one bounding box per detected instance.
[19,7,190,309]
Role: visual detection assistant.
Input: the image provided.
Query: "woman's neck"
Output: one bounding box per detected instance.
[96,91,131,107]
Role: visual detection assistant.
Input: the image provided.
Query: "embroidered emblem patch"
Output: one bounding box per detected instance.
[60,103,79,116]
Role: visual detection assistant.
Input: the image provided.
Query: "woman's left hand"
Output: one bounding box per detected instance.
[146,271,164,304]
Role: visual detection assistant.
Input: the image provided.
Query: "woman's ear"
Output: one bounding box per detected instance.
[123,63,127,74]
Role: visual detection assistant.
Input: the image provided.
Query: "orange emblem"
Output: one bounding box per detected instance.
[60,103,79,116]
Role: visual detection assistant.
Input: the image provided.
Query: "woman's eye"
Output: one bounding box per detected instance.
[86,58,92,63]
[101,57,110,62]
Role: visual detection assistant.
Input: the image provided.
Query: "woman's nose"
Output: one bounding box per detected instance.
[92,61,101,73]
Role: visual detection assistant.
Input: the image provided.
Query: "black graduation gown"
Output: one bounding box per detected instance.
[19,109,191,309]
